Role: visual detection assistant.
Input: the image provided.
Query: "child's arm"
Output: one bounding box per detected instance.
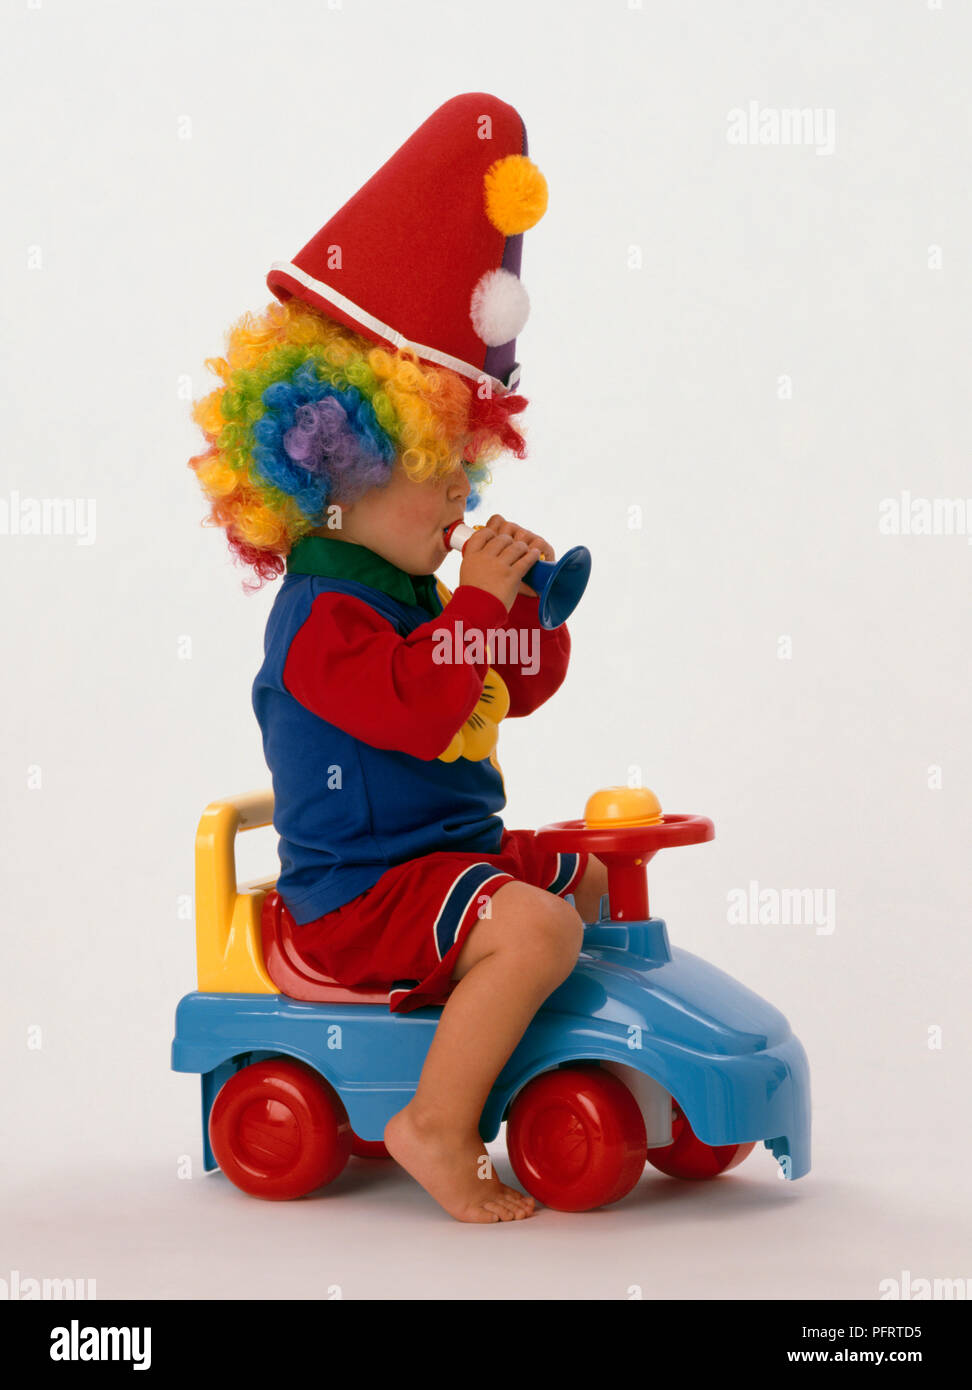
[477,589,572,718]
[282,585,511,760]
[449,515,573,717]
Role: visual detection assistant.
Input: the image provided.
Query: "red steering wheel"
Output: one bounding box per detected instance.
[535,814,714,922]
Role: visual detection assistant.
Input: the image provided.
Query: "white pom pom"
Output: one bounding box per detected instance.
[469,268,530,347]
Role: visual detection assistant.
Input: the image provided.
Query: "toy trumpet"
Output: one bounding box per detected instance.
[443,521,592,630]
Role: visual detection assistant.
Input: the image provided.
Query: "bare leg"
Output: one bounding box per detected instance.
[570,853,610,924]
[384,881,583,1223]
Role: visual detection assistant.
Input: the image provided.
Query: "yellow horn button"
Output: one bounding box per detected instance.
[584,786,663,829]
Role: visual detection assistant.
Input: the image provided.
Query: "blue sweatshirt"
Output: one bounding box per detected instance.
[251,536,570,924]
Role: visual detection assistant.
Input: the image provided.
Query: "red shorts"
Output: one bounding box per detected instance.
[293,828,588,1015]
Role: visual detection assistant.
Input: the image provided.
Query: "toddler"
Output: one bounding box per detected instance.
[188,93,607,1221]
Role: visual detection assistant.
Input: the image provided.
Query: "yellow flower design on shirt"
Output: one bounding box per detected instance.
[433,580,509,772]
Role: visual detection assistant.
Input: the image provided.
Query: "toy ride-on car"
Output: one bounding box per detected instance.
[171,784,811,1212]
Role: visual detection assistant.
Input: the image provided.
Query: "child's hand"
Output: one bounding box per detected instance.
[470,515,554,600]
[459,519,546,612]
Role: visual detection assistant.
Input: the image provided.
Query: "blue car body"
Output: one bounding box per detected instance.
[172,907,811,1181]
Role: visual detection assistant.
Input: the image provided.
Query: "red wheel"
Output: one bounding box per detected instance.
[208,1058,352,1199]
[645,1100,756,1180]
[506,1064,647,1212]
[350,1134,391,1159]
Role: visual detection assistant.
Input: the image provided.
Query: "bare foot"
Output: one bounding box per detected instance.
[384,1105,538,1223]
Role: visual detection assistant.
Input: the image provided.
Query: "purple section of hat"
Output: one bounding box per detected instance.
[483,118,527,391]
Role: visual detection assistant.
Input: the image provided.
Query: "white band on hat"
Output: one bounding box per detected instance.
[269,260,517,397]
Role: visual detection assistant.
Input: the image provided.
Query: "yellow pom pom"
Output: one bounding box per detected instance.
[483,155,548,235]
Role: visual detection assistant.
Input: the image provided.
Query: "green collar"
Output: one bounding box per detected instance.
[286,535,440,616]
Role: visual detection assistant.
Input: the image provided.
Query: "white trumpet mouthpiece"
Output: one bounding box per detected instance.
[444,521,478,552]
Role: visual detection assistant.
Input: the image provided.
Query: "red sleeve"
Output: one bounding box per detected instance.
[282,584,512,760]
[487,591,572,718]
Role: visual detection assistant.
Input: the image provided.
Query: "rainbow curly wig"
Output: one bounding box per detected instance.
[188,298,529,589]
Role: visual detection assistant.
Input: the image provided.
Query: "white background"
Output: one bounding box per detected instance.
[2,0,969,1300]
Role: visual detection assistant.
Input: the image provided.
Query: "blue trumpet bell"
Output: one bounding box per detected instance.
[443,522,591,629]
[527,545,592,629]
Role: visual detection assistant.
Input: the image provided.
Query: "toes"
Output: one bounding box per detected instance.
[500,1185,535,1210]
[494,1192,529,1219]
[505,1195,534,1219]
[482,1200,515,1221]
[493,1199,520,1220]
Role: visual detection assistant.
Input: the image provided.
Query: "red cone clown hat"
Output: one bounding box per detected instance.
[267,92,547,396]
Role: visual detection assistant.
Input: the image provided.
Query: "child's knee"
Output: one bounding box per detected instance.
[494,881,583,967]
[451,882,582,984]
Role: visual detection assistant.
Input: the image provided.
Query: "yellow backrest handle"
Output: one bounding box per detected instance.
[194,790,278,994]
